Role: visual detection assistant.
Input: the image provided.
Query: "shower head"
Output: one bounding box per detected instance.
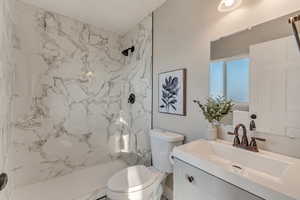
[122,46,135,56]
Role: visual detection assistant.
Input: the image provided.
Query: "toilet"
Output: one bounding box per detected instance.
[107,129,184,200]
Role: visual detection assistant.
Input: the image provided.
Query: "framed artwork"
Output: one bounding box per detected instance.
[159,69,187,116]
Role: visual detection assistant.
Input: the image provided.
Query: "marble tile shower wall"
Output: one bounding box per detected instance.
[10,1,152,187]
[0,0,16,199]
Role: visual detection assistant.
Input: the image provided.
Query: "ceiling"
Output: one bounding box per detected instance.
[19,0,167,34]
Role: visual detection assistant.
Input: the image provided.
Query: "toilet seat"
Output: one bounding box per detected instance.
[107,165,160,193]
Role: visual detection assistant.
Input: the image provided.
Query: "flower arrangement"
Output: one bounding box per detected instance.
[193,97,234,124]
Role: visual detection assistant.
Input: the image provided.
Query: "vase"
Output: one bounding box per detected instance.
[207,123,219,140]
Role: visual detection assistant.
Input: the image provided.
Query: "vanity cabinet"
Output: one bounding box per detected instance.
[174,159,264,200]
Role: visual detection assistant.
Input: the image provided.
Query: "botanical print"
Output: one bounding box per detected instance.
[161,76,179,112]
[159,69,186,115]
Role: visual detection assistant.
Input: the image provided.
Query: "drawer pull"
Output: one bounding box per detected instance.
[186,175,194,183]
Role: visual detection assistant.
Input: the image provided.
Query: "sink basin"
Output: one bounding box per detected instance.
[173,140,300,200]
[193,140,289,180]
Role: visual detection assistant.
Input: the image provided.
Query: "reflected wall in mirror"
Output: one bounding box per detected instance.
[210,10,300,137]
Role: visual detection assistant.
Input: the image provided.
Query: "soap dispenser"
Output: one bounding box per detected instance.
[249,114,257,147]
[249,114,257,131]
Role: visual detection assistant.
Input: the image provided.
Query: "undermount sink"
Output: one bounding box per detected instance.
[193,140,289,180]
[173,140,300,200]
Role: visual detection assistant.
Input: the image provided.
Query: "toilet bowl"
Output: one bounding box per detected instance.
[107,166,165,200]
[106,129,184,200]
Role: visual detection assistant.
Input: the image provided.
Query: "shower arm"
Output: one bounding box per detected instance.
[289,15,300,52]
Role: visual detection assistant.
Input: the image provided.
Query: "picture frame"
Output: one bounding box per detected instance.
[158,68,187,116]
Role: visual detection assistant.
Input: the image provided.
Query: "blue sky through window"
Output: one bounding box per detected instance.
[210,58,249,103]
[210,61,224,99]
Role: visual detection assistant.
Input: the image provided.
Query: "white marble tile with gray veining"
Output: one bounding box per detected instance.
[0,0,17,199]
[10,1,152,188]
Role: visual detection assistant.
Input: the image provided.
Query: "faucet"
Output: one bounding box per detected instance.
[228,116,266,152]
[228,124,249,146]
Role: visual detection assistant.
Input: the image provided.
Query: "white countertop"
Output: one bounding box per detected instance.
[173,139,300,200]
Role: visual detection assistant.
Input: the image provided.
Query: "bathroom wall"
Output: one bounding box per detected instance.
[10,1,152,187]
[153,0,300,159]
[0,0,16,199]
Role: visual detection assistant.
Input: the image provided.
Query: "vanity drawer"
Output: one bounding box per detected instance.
[174,159,263,200]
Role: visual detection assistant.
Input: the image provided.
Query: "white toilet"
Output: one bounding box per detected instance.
[107,129,184,200]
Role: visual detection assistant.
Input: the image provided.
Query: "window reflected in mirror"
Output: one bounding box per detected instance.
[209,57,249,104]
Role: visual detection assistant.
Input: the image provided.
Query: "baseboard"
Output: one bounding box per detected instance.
[163,185,173,200]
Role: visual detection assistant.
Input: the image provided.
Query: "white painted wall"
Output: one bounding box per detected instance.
[153,0,300,158]
[19,0,166,34]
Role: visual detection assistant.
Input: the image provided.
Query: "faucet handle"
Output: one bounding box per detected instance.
[227,132,235,136]
[249,137,266,152]
[250,137,266,149]
[252,137,266,142]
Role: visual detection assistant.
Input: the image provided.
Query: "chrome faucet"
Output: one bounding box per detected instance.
[228,116,266,152]
[240,124,249,146]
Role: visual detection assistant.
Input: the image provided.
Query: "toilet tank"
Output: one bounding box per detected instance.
[150,129,184,173]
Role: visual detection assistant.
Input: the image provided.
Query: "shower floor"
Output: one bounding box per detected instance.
[11,160,127,200]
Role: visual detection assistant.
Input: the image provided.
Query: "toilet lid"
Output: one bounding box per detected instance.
[107,165,159,193]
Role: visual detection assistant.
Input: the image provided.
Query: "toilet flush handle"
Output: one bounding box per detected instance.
[169,153,175,165]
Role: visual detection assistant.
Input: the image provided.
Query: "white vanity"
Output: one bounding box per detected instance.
[173,140,300,200]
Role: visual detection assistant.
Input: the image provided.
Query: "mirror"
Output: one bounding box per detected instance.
[210,10,300,137]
